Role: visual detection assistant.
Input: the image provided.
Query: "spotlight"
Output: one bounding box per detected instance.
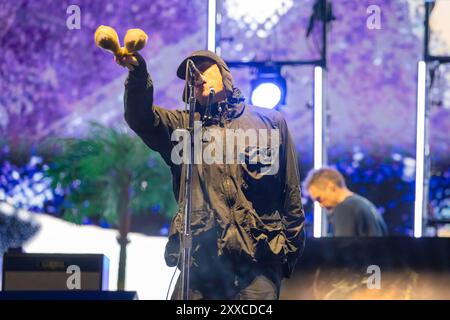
[250,65,286,109]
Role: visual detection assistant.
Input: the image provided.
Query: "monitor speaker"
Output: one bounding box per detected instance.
[1,253,109,291]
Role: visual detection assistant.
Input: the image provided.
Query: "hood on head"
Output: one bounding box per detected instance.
[177,50,233,102]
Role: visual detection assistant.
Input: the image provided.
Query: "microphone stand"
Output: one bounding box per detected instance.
[180,59,196,300]
[179,60,216,300]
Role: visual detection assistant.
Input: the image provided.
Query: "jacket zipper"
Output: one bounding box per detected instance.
[222,120,234,209]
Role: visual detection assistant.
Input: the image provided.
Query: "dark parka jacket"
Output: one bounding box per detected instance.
[123,52,305,278]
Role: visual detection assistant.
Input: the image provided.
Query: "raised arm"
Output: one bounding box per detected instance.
[121,53,183,165]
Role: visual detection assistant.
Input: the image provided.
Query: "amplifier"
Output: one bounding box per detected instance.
[1,253,109,291]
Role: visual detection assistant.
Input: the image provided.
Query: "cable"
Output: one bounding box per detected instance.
[164,60,193,300]
[165,253,181,300]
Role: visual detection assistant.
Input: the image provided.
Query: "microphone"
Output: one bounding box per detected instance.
[187,59,202,79]
[207,87,215,106]
[203,88,216,121]
[207,87,215,108]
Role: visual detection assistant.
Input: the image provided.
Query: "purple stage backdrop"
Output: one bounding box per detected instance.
[1,0,449,235]
[1,0,449,162]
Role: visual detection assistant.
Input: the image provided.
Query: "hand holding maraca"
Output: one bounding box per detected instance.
[94,25,148,71]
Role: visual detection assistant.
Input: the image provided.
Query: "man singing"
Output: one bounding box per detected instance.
[116,49,305,299]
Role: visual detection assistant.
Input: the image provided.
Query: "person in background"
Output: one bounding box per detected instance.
[303,167,388,237]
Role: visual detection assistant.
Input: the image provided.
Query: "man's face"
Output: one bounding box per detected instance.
[193,60,225,106]
[308,182,339,210]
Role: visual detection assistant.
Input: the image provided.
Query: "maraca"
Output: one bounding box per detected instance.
[94,25,125,56]
[124,28,148,53]
[94,25,148,70]
[94,25,148,71]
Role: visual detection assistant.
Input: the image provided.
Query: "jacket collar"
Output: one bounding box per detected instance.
[201,87,245,126]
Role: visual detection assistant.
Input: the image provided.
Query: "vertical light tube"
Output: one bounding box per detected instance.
[313,66,324,238]
[207,0,216,52]
[414,61,426,238]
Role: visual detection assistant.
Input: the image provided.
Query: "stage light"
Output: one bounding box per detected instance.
[251,83,282,109]
[207,0,216,52]
[313,66,325,238]
[414,61,427,238]
[250,66,286,109]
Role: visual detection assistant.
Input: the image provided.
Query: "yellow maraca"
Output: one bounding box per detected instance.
[124,28,148,53]
[94,25,126,56]
[94,25,148,55]
[95,25,148,70]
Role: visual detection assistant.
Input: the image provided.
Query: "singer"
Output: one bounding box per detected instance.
[117,49,305,300]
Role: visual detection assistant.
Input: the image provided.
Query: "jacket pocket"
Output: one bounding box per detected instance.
[247,211,287,263]
[172,208,216,236]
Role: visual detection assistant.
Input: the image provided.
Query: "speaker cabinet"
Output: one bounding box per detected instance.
[1,253,109,291]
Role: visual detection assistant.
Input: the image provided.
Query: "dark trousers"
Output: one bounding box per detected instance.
[171,258,282,300]
[171,232,283,300]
